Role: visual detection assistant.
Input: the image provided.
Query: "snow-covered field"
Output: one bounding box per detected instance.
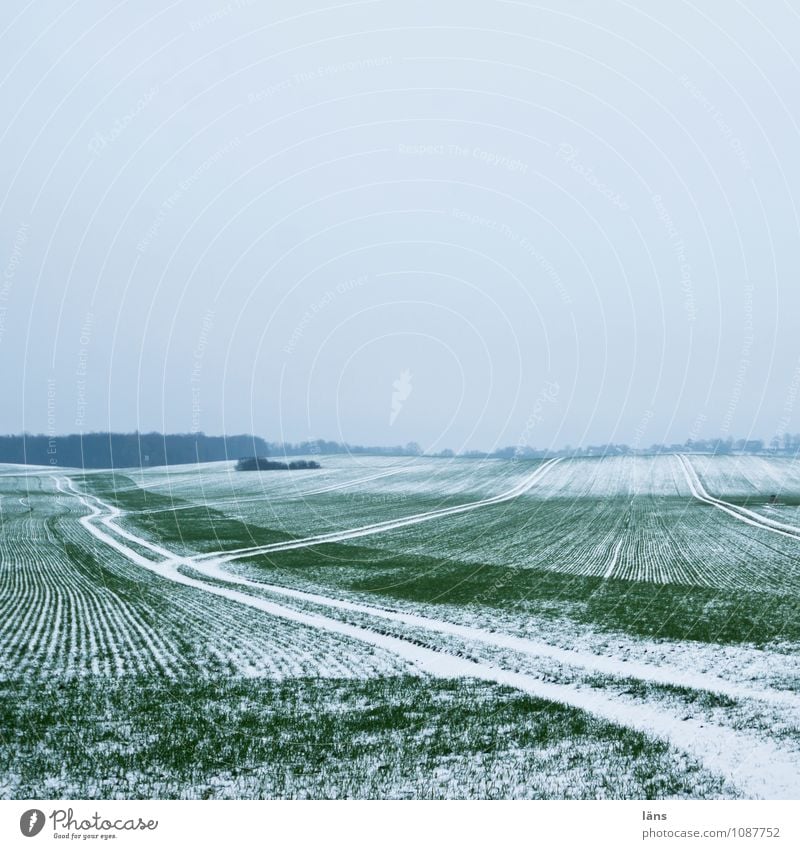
[691,454,800,498]
[1,454,799,799]
[0,472,408,679]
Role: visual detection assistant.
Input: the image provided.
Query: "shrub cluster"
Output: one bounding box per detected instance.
[235,456,321,471]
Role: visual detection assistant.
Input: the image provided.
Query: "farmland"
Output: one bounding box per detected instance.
[1,454,799,799]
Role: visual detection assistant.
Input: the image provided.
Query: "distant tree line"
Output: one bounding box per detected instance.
[0,433,421,469]
[2,430,797,470]
[0,432,269,469]
[235,456,321,471]
[486,434,800,460]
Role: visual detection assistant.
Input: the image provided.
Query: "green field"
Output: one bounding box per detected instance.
[1,454,799,798]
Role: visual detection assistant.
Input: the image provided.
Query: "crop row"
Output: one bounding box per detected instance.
[327,491,800,594]
[0,475,410,679]
[86,455,800,597]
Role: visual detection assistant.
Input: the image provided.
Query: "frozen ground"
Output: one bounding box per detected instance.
[1,454,799,798]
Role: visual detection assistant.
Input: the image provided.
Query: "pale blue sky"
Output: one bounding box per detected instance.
[2,1,799,452]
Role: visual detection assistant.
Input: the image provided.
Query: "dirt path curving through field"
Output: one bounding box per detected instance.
[188,458,563,563]
[677,455,800,540]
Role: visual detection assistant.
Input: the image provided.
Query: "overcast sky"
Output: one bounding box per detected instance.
[2,0,799,452]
